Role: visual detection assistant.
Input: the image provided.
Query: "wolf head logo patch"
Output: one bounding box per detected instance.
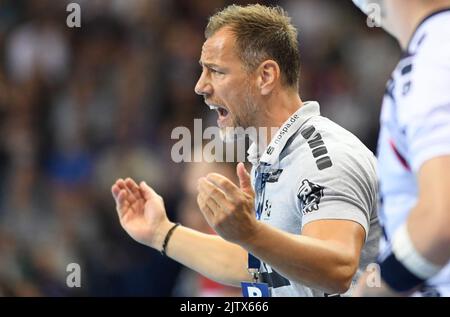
[297,179,324,214]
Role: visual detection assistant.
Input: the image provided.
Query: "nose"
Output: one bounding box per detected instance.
[194,70,212,97]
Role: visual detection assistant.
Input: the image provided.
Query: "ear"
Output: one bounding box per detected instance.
[257,60,280,96]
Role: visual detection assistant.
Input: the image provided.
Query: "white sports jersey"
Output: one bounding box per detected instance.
[377,10,450,296]
[247,101,380,297]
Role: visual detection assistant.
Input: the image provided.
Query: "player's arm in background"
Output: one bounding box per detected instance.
[403,44,450,271]
[381,42,450,293]
[357,41,450,296]
[408,156,450,268]
[111,178,251,287]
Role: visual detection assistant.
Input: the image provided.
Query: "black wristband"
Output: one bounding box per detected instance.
[161,223,180,256]
[378,252,425,292]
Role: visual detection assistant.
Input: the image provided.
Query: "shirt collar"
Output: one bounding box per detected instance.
[247,101,321,165]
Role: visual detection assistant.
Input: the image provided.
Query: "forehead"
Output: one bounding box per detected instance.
[200,27,239,65]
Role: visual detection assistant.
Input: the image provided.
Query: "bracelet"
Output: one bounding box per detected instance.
[161,223,180,256]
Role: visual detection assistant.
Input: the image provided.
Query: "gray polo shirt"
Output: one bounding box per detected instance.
[248,101,380,297]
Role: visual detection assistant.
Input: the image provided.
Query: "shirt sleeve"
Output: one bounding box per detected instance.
[294,145,378,240]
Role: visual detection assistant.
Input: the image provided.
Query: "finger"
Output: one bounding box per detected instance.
[236,163,253,195]
[116,189,130,219]
[125,178,141,197]
[197,190,221,215]
[206,173,240,197]
[117,188,131,207]
[197,192,220,230]
[116,178,126,189]
[198,177,228,206]
[197,192,216,218]
[125,178,143,207]
[111,184,121,200]
[113,179,128,203]
[117,178,137,204]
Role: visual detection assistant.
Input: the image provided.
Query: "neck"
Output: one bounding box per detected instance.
[396,0,450,49]
[249,88,303,148]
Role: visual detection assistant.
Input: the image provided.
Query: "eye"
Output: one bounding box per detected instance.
[211,68,224,75]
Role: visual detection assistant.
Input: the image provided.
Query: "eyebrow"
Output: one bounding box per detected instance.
[199,61,220,69]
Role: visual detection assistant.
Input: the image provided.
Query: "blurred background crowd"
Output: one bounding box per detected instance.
[0,0,399,296]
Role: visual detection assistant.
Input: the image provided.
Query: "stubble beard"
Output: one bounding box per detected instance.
[219,83,259,143]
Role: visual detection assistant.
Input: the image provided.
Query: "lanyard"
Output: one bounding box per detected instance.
[248,163,270,282]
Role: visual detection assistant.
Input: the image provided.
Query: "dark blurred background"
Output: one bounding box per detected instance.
[0,0,399,296]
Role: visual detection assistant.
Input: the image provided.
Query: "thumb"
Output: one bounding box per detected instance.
[139,181,160,201]
[236,162,252,196]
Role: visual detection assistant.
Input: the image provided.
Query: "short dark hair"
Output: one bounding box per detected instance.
[205,4,300,89]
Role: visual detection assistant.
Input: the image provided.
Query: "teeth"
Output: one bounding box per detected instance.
[208,105,220,110]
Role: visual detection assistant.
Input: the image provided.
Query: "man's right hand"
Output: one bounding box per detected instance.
[111,178,174,251]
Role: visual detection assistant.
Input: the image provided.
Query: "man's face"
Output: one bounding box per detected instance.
[195,27,260,141]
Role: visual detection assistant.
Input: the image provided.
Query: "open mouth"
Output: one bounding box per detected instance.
[208,104,229,119]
